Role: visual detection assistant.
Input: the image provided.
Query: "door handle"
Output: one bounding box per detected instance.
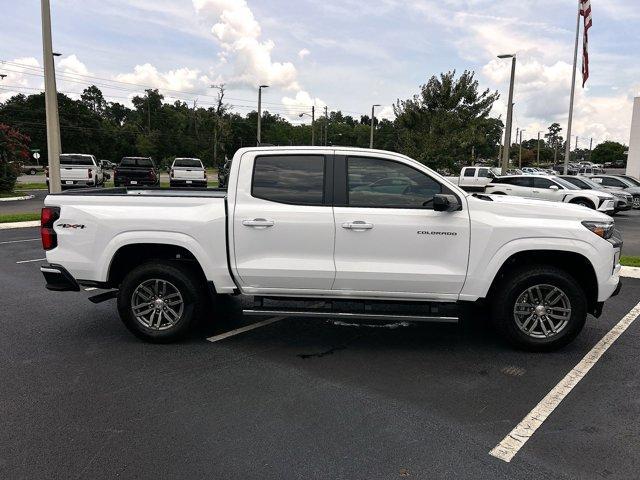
[342,221,374,230]
[242,218,275,228]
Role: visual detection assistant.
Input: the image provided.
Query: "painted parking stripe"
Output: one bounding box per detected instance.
[489,300,640,463]
[207,316,286,343]
[15,257,46,264]
[0,238,39,245]
[0,221,40,230]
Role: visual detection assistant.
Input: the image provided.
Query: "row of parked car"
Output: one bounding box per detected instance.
[455,165,639,214]
[45,154,209,189]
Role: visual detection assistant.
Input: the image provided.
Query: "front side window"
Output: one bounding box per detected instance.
[599,177,624,188]
[252,155,325,205]
[463,168,475,177]
[533,177,555,189]
[478,168,491,178]
[347,157,444,208]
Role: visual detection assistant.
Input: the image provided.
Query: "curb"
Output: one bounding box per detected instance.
[621,266,640,279]
[0,195,35,202]
[0,221,40,230]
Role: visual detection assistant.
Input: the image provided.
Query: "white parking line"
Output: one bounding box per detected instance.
[489,300,640,463]
[0,238,39,245]
[207,316,286,343]
[15,257,46,264]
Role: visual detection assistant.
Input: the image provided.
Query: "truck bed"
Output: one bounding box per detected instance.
[54,186,227,198]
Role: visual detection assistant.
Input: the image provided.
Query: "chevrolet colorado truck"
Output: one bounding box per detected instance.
[39,147,622,350]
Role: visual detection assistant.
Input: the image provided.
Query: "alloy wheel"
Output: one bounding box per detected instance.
[513,284,572,339]
[131,279,184,331]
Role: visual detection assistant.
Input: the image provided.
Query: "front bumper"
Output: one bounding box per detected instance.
[41,264,80,292]
[597,199,616,213]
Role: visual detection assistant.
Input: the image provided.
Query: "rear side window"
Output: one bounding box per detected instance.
[510,177,533,187]
[252,155,325,205]
[60,155,94,166]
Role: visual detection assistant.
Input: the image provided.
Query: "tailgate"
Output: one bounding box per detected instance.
[174,168,205,180]
[61,166,93,180]
[117,167,153,179]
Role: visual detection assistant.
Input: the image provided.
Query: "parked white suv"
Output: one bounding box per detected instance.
[169,158,207,187]
[40,147,622,351]
[485,175,615,213]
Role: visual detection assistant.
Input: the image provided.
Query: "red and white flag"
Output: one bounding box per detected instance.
[580,0,592,87]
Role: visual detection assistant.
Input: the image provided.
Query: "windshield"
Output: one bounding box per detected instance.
[174,159,202,168]
[60,155,94,166]
[620,175,640,187]
[553,177,580,190]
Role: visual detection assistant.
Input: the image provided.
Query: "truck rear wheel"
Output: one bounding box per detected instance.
[117,261,206,342]
[491,265,587,351]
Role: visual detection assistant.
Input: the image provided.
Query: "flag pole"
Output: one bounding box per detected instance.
[564,0,582,175]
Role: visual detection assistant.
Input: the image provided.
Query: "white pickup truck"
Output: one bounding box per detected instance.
[39,147,622,351]
[46,154,106,189]
[169,157,207,187]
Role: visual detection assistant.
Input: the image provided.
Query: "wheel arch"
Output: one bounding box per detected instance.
[485,249,598,312]
[568,196,596,209]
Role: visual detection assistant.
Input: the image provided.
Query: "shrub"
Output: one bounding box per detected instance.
[0,124,30,193]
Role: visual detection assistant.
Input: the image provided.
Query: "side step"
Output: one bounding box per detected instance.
[243,297,460,323]
[242,309,458,323]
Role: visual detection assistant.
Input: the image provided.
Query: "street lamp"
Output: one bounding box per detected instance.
[536,131,542,165]
[497,53,516,175]
[518,129,526,168]
[370,104,381,148]
[41,0,62,193]
[299,105,315,145]
[257,84,269,145]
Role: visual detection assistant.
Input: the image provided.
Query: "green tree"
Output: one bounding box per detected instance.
[393,70,501,168]
[591,141,627,165]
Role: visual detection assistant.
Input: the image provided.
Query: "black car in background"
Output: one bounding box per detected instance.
[114,157,160,187]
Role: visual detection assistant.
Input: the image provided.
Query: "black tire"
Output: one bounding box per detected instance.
[571,198,595,209]
[491,265,587,351]
[633,195,640,209]
[117,261,207,342]
[30,168,37,175]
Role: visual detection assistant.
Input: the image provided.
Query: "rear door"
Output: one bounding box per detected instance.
[331,153,470,297]
[232,150,336,291]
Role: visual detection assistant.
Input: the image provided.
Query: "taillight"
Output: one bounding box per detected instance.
[88,168,93,179]
[41,207,60,250]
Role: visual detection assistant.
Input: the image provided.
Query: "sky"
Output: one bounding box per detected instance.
[1,0,639,147]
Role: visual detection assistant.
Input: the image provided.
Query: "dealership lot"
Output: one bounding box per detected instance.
[1,226,640,479]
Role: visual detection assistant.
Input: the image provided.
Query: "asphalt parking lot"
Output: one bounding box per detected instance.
[1,226,640,479]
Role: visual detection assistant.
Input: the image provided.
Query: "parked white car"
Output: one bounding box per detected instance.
[46,154,105,189]
[457,166,499,191]
[40,147,621,351]
[485,175,616,213]
[169,158,207,187]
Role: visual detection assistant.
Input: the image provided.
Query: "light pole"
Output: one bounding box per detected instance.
[324,105,329,146]
[536,131,542,165]
[41,0,62,193]
[256,84,268,145]
[299,105,315,145]
[211,84,223,165]
[498,54,516,175]
[370,104,380,148]
[518,129,525,168]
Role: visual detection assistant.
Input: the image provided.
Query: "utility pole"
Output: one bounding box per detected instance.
[146,95,151,132]
[498,54,516,175]
[536,131,541,165]
[575,135,579,149]
[210,84,224,165]
[299,106,315,145]
[518,129,525,168]
[324,106,328,146]
[257,84,268,145]
[370,104,380,148]
[589,137,593,161]
[41,0,62,193]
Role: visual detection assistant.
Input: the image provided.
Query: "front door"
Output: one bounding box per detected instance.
[531,177,563,201]
[232,151,336,291]
[332,154,470,297]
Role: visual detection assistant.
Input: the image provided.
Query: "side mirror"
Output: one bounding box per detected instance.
[549,185,560,191]
[433,194,460,212]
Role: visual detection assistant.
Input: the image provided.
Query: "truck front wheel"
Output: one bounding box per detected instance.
[117,261,206,342]
[491,265,587,351]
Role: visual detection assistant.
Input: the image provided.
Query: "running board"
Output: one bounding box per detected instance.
[242,309,458,323]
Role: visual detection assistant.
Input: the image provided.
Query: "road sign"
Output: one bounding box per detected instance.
[33,152,41,160]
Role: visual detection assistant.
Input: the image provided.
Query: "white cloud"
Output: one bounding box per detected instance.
[193,0,299,90]
[0,57,41,102]
[298,48,311,60]
[377,105,395,121]
[58,54,90,76]
[281,90,325,119]
[114,63,204,92]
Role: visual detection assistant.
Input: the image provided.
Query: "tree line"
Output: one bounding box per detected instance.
[0,70,627,172]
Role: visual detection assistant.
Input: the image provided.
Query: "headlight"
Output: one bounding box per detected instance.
[582,220,614,239]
